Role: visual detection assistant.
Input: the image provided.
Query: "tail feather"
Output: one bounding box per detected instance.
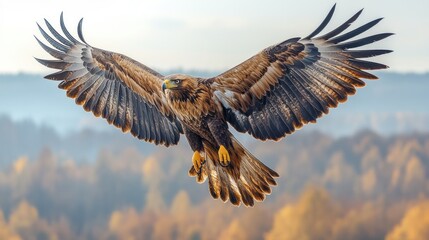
[189,136,278,207]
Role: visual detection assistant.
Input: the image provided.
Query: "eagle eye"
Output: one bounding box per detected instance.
[173,79,181,84]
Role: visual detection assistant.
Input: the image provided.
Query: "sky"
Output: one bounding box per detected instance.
[0,0,428,74]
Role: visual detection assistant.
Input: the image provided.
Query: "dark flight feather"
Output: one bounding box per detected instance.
[36,14,182,146]
[210,4,392,141]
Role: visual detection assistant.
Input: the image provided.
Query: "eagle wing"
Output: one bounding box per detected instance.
[209,5,392,141]
[35,14,183,146]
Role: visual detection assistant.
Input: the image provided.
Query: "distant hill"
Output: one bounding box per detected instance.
[1,71,428,136]
[0,114,159,165]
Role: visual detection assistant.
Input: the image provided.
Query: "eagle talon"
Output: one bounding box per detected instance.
[219,161,230,167]
[197,159,206,174]
[218,145,231,166]
[192,151,205,174]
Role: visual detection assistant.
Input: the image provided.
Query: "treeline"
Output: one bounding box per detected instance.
[0,118,428,239]
[0,115,157,165]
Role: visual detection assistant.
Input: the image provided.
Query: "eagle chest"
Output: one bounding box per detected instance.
[168,97,212,123]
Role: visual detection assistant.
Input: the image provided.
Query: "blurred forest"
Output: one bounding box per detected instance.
[0,115,428,240]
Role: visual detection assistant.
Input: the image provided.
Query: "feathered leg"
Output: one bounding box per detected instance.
[184,128,205,173]
[208,118,233,166]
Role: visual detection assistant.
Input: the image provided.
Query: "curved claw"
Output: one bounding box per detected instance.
[219,161,230,167]
[218,145,231,167]
[192,151,205,174]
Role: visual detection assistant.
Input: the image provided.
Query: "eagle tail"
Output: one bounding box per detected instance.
[189,135,279,207]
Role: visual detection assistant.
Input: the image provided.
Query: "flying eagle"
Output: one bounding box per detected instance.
[35,5,392,206]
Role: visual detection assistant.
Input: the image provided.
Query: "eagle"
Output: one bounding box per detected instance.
[35,5,392,206]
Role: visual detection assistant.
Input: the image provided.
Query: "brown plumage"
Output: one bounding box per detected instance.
[35,5,392,206]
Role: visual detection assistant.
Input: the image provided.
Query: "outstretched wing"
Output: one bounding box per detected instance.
[35,14,183,146]
[209,5,392,141]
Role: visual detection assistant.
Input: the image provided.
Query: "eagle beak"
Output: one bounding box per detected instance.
[162,81,167,93]
[162,79,175,93]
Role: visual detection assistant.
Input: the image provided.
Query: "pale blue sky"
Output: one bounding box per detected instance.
[0,0,428,74]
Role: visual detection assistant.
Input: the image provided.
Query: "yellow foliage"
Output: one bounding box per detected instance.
[332,201,386,240]
[386,201,429,240]
[142,157,160,178]
[109,208,142,240]
[142,157,163,186]
[5,200,59,240]
[390,168,401,189]
[323,151,356,185]
[0,210,21,240]
[0,132,428,239]
[145,188,166,213]
[361,146,382,170]
[403,156,425,187]
[9,201,39,230]
[108,210,124,233]
[153,216,175,240]
[266,187,339,240]
[219,219,246,240]
[387,140,421,166]
[13,156,28,174]
[0,229,21,240]
[170,190,191,217]
[361,168,377,195]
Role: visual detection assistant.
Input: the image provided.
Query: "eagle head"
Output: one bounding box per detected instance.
[162,74,207,104]
[162,74,198,93]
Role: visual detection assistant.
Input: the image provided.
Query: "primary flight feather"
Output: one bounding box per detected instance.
[35,4,392,206]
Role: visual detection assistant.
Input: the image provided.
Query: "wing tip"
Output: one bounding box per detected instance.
[59,11,81,44]
[34,57,44,64]
[77,18,89,44]
[303,3,336,40]
[60,12,65,26]
[44,71,66,80]
[355,8,364,18]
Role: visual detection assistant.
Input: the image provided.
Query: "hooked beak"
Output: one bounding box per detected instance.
[162,82,167,93]
[162,79,175,93]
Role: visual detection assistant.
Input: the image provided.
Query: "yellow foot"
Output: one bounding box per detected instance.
[218,145,231,167]
[192,151,205,173]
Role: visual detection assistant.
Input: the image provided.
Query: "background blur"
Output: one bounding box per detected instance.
[1,0,429,239]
